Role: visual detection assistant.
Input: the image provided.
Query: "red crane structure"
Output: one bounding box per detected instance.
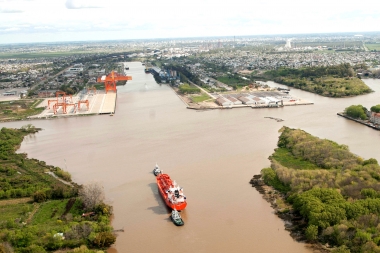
[47,91,76,114]
[78,100,89,111]
[97,70,132,93]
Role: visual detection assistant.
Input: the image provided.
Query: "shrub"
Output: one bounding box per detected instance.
[54,168,72,182]
[33,191,46,203]
[19,244,47,253]
[92,232,116,248]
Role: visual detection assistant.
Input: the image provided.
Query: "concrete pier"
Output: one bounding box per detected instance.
[30,90,117,119]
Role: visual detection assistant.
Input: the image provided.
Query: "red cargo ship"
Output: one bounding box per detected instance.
[154,165,187,210]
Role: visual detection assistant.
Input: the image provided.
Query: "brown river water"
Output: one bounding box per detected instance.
[3,62,380,253]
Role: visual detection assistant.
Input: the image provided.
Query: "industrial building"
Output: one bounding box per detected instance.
[371,112,380,125]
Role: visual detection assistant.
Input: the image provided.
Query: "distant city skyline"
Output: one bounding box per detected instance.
[1,0,380,44]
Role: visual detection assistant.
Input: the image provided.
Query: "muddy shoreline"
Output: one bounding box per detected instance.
[249,175,330,253]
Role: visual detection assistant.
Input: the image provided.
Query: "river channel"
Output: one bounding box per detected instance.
[3,62,380,252]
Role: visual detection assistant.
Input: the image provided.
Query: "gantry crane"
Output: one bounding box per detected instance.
[47,91,76,114]
[97,70,132,93]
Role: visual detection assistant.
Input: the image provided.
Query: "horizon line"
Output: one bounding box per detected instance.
[1,31,380,46]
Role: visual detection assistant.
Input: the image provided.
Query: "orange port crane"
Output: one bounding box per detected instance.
[97,71,132,93]
[47,91,75,114]
[78,100,89,111]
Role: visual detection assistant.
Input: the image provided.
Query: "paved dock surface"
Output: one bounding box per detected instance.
[30,90,117,118]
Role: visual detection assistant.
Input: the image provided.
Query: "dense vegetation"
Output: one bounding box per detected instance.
[0,126,115,252]
[344,105,368,120]
[261,127,380,252]
[217,73,250,89]
[263,64,372,97]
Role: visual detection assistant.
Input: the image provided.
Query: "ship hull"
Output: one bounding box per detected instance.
[156,174,187,211]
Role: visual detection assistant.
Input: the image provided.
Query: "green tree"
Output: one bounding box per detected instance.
[344,105,368,120]
[305,225,318,241]
[370,104,380,113]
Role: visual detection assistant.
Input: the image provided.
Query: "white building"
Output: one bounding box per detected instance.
[216,97,233,107]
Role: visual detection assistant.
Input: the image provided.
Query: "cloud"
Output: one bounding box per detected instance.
[0,2,24,13]
[0,9,23,13]
[65,0,104,9]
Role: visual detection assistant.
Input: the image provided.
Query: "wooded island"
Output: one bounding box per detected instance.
[262,64,372,97]
[252,127,380,253]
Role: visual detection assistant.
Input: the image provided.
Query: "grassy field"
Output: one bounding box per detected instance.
[190,93,210,103]
[0,99,44,122]
[366,43,380,51]
[270,148,320,170]
[0,203,32,223]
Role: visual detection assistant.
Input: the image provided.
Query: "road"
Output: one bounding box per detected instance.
[189,81,217,99]
[30,65,73,91]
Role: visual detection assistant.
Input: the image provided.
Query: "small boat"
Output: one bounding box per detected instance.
[154,164,187,210]
[170,209,184,226]
[125,66,129,70]
[153,163,161,176]
[145,68,150,74]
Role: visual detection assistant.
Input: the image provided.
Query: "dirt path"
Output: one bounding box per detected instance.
[26,203,40,224]
[0,197,32,206]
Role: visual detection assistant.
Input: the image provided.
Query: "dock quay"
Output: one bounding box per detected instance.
[337,113,380,131]
[186,101,312,111]
[29,90,117,119]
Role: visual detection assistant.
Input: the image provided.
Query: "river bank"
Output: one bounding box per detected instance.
[337,112,380,130]
[249,175,328,253]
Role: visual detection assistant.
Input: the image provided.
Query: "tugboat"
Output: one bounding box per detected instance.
[153,163,161,176]
[154,164,187,211]
[170,209,184,226]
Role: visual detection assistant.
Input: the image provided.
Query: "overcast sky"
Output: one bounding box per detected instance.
[0,0,380,44]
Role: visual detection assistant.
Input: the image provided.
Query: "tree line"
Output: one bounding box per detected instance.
[265,63,355,79]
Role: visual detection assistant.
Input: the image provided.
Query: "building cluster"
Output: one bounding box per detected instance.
[150,67,180,84]
[215,91,290,107]
[1,34,380,100]
[126,47,206,60]
[370,112,380,125]
[196,50,380,74]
